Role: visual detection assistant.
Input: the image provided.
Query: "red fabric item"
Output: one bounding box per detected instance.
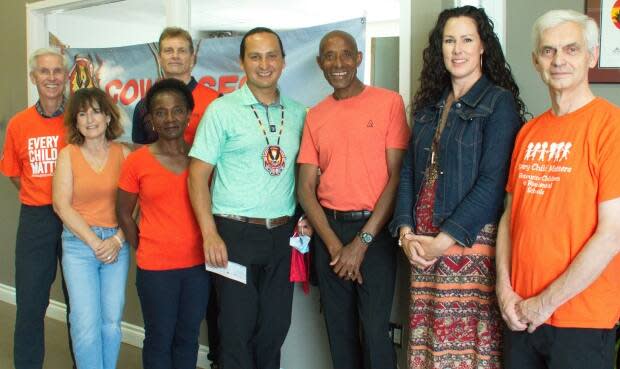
[289,229,311,294]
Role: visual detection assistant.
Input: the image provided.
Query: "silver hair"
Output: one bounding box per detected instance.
[28,47,69,73]
[531,9,599,53]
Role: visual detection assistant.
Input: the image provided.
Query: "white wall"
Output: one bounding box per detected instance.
[47,13,165,48]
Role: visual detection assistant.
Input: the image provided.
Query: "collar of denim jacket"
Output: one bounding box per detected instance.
[435,74,492,109]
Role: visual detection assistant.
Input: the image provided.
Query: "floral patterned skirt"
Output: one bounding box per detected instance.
[409,179,502,369]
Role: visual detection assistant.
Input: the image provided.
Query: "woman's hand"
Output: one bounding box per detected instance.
[411,232,455,260]
[94,237,121,264]
[400,230,437,268]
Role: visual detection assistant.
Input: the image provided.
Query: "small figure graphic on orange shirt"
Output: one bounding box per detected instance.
[560,142,572,161]
[538,142,548,161]
[525,142,535,160]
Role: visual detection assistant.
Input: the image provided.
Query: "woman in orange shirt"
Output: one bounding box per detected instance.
[53,88,130,369]
[117,79,210,369]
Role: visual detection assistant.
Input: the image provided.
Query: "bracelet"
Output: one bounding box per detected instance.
[112,234,124,248]
[398,232,414,247]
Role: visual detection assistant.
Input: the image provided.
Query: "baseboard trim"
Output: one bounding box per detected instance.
[0,283,211,368]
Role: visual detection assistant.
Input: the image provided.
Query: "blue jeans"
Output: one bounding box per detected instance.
[136,265,210,369]
[61,226,130,369]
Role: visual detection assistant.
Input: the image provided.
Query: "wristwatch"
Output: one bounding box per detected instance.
[358,231,374,247]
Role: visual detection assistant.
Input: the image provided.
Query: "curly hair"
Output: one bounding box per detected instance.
[64,88,123,145]
[412,6,529,121]
[145,78,195,114]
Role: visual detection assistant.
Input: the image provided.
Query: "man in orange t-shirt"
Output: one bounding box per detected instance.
[297,31,409,369]
[0,48,75,369]
[131,26,219,145]
[496,10,620,369]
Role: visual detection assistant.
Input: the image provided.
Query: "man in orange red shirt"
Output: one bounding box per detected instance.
[496,10,620,369]
[131,27,219,145]
[0,48,75,369]
[297,31,409,369]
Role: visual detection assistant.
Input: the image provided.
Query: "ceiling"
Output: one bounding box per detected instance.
[53,0,400,32]
[190,0,400,30]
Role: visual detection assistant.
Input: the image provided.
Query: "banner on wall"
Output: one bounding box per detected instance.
[65,18,365,142]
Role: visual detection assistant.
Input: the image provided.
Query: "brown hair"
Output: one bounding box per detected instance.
[64,88,123,145]
[159,27,194,54]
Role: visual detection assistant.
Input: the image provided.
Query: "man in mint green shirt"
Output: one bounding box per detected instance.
[188,27,306,369]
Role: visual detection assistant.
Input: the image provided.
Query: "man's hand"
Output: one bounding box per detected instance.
[496,282,528,331]
[203,232,228,267]
[516,295,555,333]
[330,238,367,284]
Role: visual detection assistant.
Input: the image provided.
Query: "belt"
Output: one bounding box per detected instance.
[323,207,372,221]
[215,214,291,229]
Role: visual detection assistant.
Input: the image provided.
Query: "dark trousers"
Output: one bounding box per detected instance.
[206,280,220,365]
[214,217,295,369]
[503,324,616,369]
[616,326,620,369]
[14,204,75,369]
[137,265,211,369]
[314,217,397,369]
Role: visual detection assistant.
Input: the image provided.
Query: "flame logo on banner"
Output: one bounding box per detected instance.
[68,54,102,93]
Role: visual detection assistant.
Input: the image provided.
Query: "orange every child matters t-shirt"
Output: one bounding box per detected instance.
[0,106,65,205]
[506,98,620,329]
[118,146,204,271]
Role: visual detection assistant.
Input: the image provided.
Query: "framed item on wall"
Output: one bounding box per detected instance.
[585,0,620,82]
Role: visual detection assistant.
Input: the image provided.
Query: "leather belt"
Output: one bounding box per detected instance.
[322,207,372,221]
[215,214,290,229]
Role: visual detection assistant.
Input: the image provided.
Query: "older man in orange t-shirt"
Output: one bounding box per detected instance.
[496,10,620,369]
[0,48,76,369]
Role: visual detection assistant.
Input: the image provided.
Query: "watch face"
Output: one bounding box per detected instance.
[360,232,373,244]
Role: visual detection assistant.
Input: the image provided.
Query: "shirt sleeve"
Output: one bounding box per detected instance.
[0,118,23,177]
[296,112,319,166]
[118,152,139,193]
[386,93,410,150]
[596,111,620,203]
[188,102,224,165]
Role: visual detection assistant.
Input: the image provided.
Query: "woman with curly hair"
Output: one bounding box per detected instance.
[390,6,527,369]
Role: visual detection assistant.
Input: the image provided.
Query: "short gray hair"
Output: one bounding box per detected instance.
[28,47,69,73]
[531,9,599,53]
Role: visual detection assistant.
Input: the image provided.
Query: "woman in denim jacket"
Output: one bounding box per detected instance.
[389,6,528,369]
